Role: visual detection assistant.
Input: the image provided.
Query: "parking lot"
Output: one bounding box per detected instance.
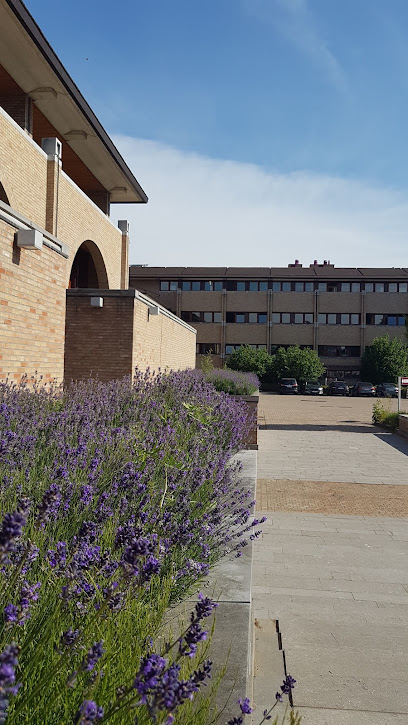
[258,390,400,429]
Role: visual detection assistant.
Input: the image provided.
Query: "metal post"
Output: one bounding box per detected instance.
[398,376,402,413]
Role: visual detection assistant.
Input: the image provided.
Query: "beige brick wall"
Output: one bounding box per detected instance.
[226,291,268,312]
[64,293,196,382]
[271,325,314,346]
[271,292,314,313]
[57,171,122,288]
[0,218,67,381]
[132,301,196,373]
[0,107,48,226]
[64,296,134,382]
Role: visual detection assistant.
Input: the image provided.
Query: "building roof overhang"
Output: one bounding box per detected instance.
[0,0,148,204]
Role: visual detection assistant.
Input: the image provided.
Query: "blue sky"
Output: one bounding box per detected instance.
[27,0,408,266]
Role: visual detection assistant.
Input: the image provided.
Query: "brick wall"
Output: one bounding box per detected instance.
[64,295,134,383]
[57,171,122,288]
[65,291,196,382]
[0,218,67,381]
[0,107,48,225]
[132,301,196,372]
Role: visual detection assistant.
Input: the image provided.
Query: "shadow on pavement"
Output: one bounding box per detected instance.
[259,423,376,433]
[375,432,408,456]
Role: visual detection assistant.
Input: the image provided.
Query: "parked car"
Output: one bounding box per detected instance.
[351,382,376,397]
[328,381,349,396]
[280,378,298,394]
[303,380,323,395]
[375,382,398,398]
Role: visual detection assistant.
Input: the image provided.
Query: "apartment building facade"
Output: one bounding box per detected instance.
[129,262,408,381]
[0,0,196,381]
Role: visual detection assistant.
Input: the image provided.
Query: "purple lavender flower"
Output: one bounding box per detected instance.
[280,674,296,695]
[194,593,218,621]
[36,483,61,524]
[238,697,253,714]
[81,641,104,672]
[0,509,27,565]
[0,643,21,722]
[60,628,79,647]
[74,700,104,723]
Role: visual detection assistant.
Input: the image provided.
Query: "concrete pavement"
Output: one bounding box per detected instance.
[251,394,408,724]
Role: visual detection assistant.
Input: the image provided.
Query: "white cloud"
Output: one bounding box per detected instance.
[111,135,408,269]
[241,0,346,91]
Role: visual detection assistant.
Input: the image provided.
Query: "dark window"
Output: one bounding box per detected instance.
[295,282,304,292]
[182,281,191,291]
[259,282,268,291]
[249,281,258,291]
[272,312,314,323]
[214,281,223,291]
[226,312,268,323]
[366,313,405,326]
[282,282,291,292]
[272,282,281,292]
[196,343,220,354]
[327,282,339,292]
[318,345,360,357]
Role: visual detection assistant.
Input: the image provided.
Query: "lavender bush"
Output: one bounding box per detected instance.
[203,369,259,396]
[0,370,262,723]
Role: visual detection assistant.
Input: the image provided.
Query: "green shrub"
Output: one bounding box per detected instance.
[372,400,405,430]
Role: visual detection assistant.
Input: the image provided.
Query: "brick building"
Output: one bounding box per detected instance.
[0,0,196,382]
[129,262,408,382]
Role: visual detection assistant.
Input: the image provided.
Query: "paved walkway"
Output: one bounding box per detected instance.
[252,394,408,724]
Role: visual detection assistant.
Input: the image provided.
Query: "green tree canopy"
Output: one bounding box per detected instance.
[227,345,271,377]
[360,335,408,384]
[269,346,325,383]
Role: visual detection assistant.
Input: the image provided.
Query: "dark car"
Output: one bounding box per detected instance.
[351,382,376,397]
[376,382,398,398]
[328,381,349,396]
[303,380,323,395]
[280,378,298,394]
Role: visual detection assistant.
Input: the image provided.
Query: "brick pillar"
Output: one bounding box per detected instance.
[42,138,62,237]
[118,220,129,290]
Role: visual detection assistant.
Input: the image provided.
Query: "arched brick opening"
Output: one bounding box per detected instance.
[0,181,10,205]
[68,240,109,289]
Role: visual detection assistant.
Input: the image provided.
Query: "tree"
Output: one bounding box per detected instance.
[360,335,408,384]
[269,346,325,383]
[227,345,271,377]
